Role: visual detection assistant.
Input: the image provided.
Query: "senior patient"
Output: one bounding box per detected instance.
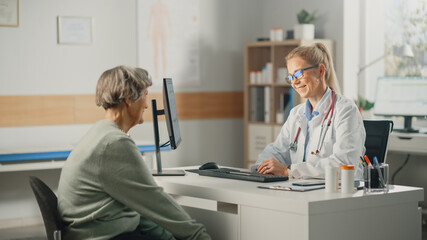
[58,66,210,240]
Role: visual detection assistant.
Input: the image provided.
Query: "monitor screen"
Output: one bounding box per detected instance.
[374,77,427,117]
[163,78,182,149]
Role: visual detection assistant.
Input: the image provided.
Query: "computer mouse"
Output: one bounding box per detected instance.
[199,162,219,170]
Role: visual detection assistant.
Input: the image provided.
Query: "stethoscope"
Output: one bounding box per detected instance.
[289,90,336,155]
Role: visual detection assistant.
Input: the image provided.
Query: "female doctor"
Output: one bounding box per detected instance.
[256,43,365,179]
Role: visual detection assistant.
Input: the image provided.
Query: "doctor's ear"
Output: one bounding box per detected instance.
[318,64,326,79]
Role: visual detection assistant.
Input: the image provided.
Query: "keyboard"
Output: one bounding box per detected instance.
[186,168,288,183]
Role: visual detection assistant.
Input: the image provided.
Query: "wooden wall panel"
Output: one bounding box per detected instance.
[147,93,165,122]
[0,92,243,127]
[0,95,74,127]
[74,95,104,124]
[176,92,243,120]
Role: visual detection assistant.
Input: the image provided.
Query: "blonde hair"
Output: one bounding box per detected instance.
[286,43,341,94]
[96,66,152,109]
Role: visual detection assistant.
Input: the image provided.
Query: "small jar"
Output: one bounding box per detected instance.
[270,28,276,41]
[341,165,355,193]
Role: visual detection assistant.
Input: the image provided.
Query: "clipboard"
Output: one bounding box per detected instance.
[292,180,325,187]
[258,185,325,192]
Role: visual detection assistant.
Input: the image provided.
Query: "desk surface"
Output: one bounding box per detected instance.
[154,168,424,240]
[155,169,423,215]
[389,132,427,155]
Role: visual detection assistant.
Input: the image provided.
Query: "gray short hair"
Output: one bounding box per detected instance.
[96,66,152,109]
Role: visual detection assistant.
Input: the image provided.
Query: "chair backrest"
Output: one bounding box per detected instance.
[363,120,394,164]
[29,176,63,240]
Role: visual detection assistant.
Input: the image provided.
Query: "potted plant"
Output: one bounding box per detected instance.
[294,9,317,40]
[356,96,375,119]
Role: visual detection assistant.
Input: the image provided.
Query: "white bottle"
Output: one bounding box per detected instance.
[341,165,355,193]
[325,166,339,193]
[275,28,283,41]
[270,28,276,41]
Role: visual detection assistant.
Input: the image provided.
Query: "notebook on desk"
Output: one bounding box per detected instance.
[186,168,288,183]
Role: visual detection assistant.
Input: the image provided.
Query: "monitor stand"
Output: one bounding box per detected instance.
[394,116,419,133]
[151,99,185,176]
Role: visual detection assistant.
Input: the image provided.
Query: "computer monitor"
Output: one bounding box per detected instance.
[163,78,182,149]
[374,77,427,133]
[151,78,185,176]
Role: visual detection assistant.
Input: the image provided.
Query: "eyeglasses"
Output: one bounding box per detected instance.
[286,65,319,83]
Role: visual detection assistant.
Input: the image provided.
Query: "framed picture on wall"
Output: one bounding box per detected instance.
[57,16,93,45]
[0,0,19,27]
[137,0,200,87]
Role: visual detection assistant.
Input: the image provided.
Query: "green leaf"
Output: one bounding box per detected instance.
[297,9,317,24]
[357,96,375,110]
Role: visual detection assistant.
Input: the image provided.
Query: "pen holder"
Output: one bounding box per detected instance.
[364,163,389,193]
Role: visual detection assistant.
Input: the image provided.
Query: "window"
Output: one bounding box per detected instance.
[384,0,426,77]
[354,0,426,102]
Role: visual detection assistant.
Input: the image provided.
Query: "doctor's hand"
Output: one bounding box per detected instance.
[257,158,289,176]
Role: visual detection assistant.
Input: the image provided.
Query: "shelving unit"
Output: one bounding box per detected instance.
[243,39,333,168]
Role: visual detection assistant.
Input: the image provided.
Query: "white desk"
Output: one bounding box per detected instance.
[389,132,427,155]
[155,170,423,240]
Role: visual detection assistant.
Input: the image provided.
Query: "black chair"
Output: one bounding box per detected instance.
[29,176,63,240]
[363,120,394,164]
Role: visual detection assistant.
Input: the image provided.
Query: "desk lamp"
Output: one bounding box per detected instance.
[357,44,414,76]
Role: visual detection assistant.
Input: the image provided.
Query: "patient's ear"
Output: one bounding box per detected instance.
[124,98,132,107]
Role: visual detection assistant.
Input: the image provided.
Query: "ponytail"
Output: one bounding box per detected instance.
[286,43,341,94]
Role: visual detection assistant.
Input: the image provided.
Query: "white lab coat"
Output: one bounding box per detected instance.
[256,90,366,179]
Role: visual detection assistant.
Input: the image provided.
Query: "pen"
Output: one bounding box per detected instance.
[364,155,374,169]
[258,186,292,191]
[373,156,386,188]
[359,156,367,167]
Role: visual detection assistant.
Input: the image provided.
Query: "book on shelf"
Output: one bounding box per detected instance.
[264,62,273,83]
[276,87,296,124]
[250,87,265,122]
[251,86,296,124]
[264,86,271,123]
[277,67,288,84]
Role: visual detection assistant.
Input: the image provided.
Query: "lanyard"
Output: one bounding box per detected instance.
[289,90,336,154]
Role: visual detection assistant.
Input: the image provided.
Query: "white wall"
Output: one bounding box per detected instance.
[0,0,260,224]
[0,0,261,162]
[359,0,385,102]
[4,0,381,226]
[342,0,360,100]
[259,0,345,92]
[0,0,137,96]
[0,0,139,224]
